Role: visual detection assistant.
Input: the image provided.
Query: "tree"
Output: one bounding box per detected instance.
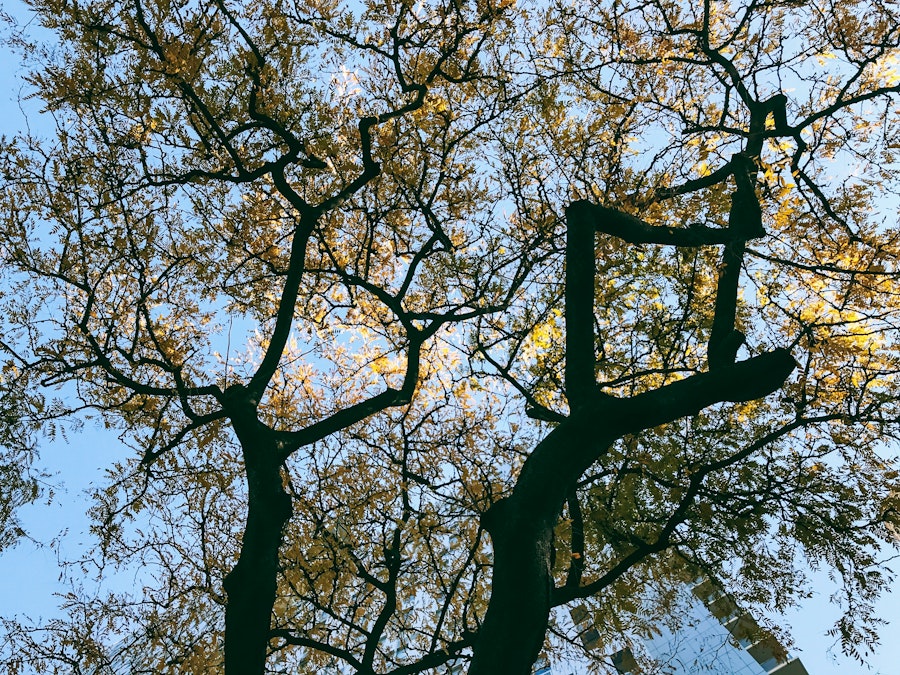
[0,365,42,554]
[1,0,899,673]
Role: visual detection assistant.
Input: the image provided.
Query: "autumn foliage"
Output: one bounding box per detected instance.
[1,0,900,673]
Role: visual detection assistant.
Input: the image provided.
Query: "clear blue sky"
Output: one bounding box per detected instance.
[0,2,898,674]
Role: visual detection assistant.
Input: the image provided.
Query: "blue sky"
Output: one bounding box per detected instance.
[0,1,898,674]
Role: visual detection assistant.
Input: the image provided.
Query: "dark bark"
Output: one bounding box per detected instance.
[707,239,746,370]
[469,350,795,675]
[222,385,292,675]
[708,154,761,370]
[564,491,585,590]
[471,498,556,675]
[571,200,758,247]
[565,201,599,408]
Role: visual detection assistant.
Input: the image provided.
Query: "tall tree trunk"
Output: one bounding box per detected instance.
[469,201,599,675]
[470,498,557,675]
[468,351,796,675]
[222,387,292,675]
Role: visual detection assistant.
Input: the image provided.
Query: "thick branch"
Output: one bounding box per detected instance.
[553,413,843,605]
[565,201,598,408]
[469,349,795,675]
[570,200,760,247]
[708,153,760,370]
[520,348,796,513]
[707,239,746,370]
[269,631,363,670]
[280,333,426,456]
[246,193,314,401]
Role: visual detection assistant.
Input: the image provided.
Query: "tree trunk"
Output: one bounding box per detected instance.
[470,499,557,675]
[222,387,292,675]
[468,351,796,675]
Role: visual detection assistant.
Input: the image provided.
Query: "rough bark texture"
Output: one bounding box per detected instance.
[222,386,292,675]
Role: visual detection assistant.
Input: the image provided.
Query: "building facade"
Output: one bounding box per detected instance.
[536,577,811,675]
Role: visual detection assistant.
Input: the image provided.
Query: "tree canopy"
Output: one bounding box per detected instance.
[1,0,900,673]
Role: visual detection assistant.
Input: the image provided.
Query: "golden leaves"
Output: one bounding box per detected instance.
[4,0,900,671]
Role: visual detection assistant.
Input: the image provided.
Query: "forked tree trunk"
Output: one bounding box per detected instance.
[469,406,608,675]
[222,388,292,675]
[468,351,795,675]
